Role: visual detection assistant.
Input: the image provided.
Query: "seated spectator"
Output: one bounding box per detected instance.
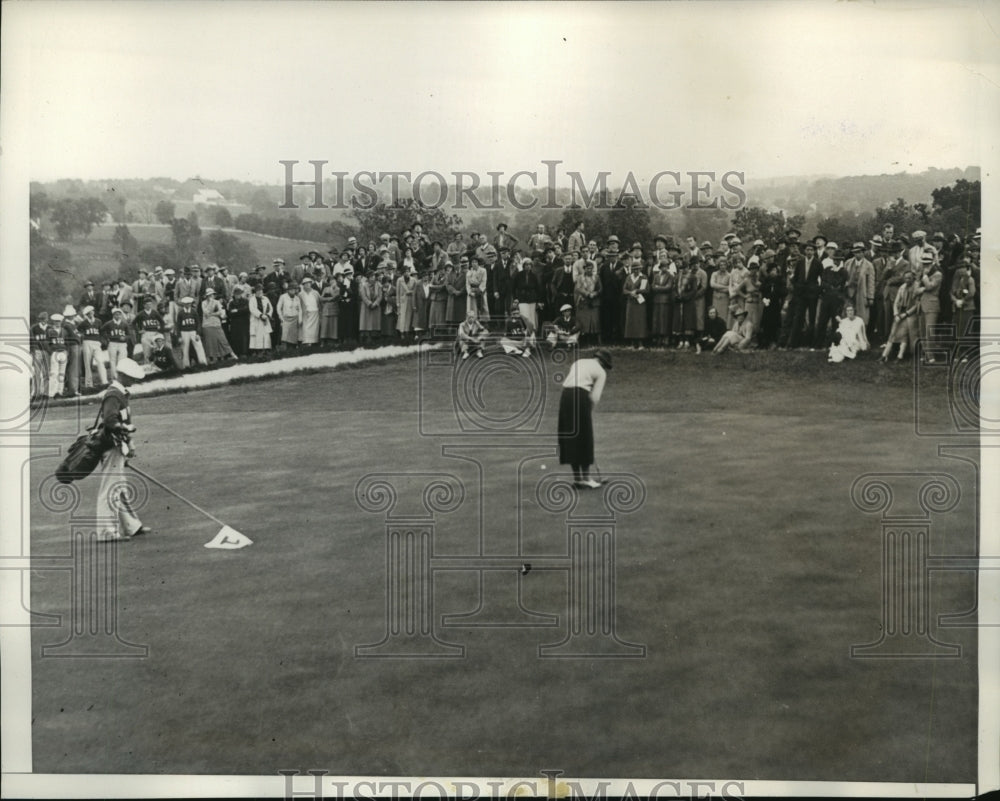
[547,304,581,349]
[698,305,727,353]
[457,309,488,359]
[148,332,182,376]
[713,307,753,354]
[827,304,870,363]
[500,302,537,358]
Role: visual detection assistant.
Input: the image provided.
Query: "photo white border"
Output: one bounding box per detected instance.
[1,2,996,797]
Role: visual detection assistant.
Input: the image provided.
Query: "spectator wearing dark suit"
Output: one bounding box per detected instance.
[786,242,822,348]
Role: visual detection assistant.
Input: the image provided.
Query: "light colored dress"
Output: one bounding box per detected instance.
[828,315,869,362]
[299,287,321,344]
[249,293,273,350]
[359,280,383,332]
[396,275,416,333]
[200,298,234,359]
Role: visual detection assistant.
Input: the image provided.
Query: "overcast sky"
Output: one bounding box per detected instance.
[5,0,1000,185]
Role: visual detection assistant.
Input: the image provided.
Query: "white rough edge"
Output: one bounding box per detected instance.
[132,343,441,398]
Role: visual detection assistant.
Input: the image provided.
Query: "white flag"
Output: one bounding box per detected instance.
[204,525,253,549]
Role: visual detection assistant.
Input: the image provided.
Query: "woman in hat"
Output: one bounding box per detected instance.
[200,288,237,364]
[248,285,274,359]
[558,349,613,489]
[358,270,383,346]
[412,269,431,338]
[713,307,753,354]
[298,277,321,350]
[318,274,340,348]
[574,260,602,346]
[649,256,675,347]
[396,268,416,341]
[226,287,251,358]
[377,273,395,340]
[674,261,698,349]
[879,269,920,362]
[426,267,449,335]
[622,260,649,348]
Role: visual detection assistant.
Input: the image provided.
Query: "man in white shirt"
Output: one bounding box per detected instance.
[558,349,612,489]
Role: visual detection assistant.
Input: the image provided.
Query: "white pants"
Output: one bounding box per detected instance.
[96,447,143,539]
[179,330,207,368]
[546,331,579,347]
[500,335,536,355]
[82,340,108,387]
[106,342,129,381]
[48,351,67,397]
[518,303,538,330]
[31,350,48,398]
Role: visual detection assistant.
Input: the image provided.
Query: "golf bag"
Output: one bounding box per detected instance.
[55,408,109,484]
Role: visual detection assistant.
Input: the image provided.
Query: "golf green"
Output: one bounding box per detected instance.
[28,348,977,781]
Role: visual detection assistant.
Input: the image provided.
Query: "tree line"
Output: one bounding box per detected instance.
[28,178,981,320]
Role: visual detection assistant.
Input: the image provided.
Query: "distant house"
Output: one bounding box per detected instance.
[193,188,227,205]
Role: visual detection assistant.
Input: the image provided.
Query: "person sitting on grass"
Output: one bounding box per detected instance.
[148,332,182,377]
[713,307,753,354]
[547,304,581,349]
[827,304,870,363]
[457,309,487,360]
[500,301,536,358]
[698,305,727,353]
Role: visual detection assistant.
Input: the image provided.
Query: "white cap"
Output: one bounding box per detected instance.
[82,305,95,315]
[822,258,835,268]
[62,305,76,317]
[180,296,194,304]
[50,313,64,322]
[116,357,145,379]
[825,242,838,250]
[560,304,573,312]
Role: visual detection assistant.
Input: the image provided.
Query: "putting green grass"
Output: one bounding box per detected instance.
[28,349,977,780]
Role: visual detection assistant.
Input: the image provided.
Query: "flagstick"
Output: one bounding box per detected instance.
[126,463,229,528]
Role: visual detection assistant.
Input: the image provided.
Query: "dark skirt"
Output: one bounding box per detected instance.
[558,387,594,466]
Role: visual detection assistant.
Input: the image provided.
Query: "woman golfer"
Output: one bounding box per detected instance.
[558,349,612,488]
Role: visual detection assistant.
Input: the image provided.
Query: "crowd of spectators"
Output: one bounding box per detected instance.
[30,219,981,398]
